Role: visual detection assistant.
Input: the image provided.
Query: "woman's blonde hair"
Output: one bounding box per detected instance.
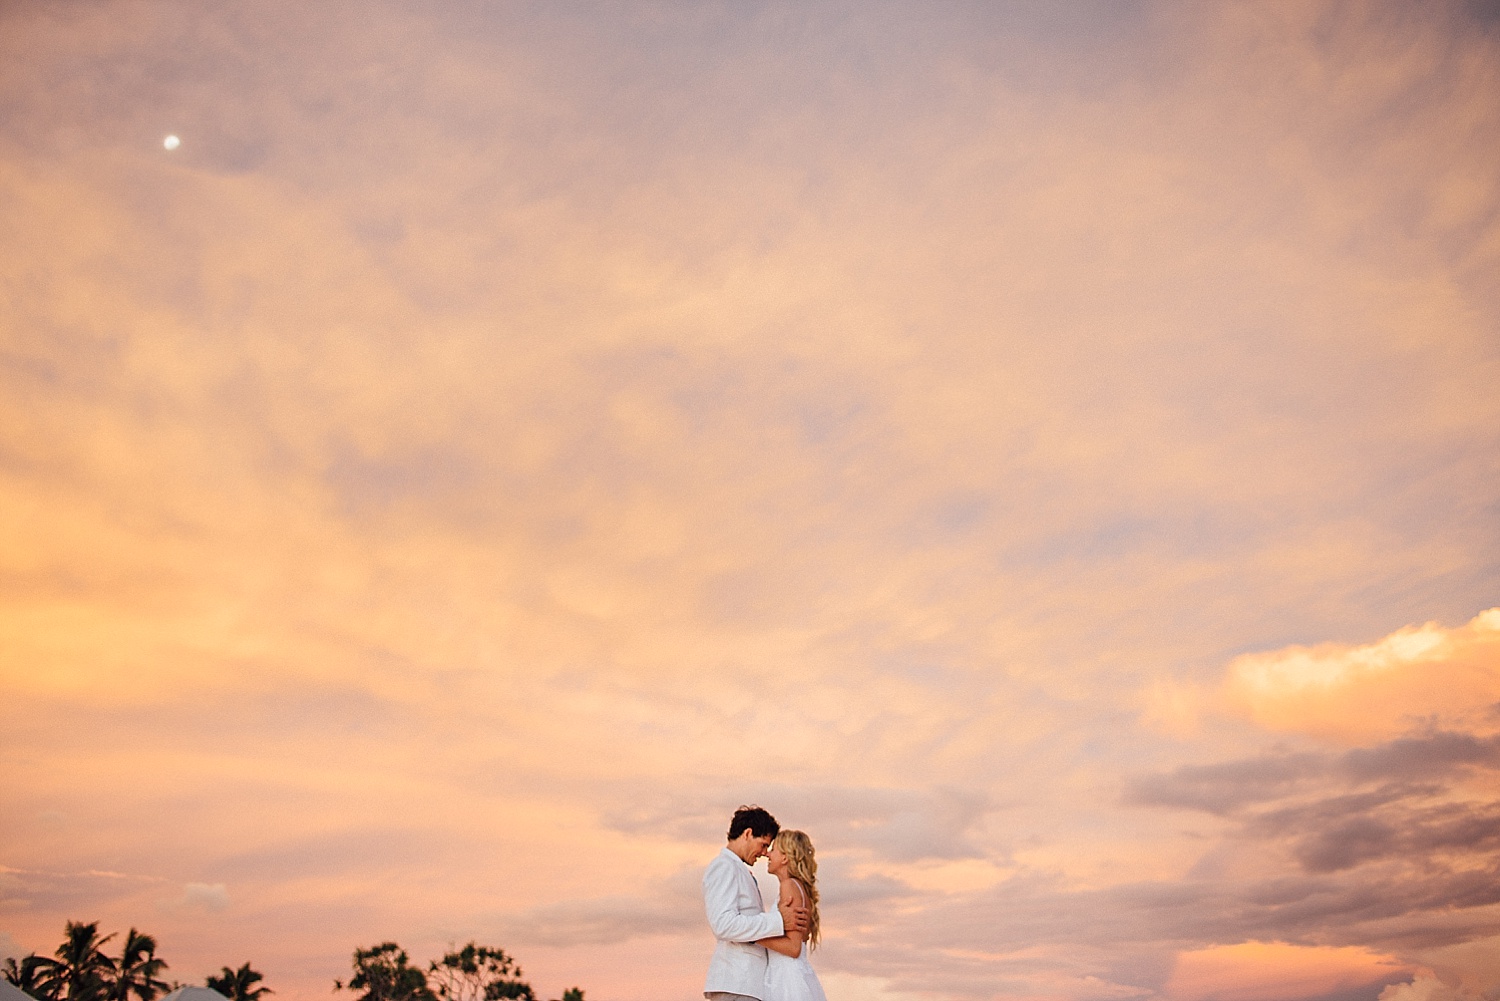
[775,829,820,949]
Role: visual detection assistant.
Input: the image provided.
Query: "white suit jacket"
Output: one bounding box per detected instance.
[702,847,784,998]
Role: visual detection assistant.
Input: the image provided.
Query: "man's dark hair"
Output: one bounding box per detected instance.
[727,804,779,841]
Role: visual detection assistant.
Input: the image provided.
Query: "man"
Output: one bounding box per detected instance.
[703,805,810,1001]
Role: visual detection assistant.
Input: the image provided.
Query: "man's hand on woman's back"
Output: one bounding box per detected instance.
[778,896,810,935]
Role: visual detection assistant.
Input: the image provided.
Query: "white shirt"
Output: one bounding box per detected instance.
[703,847,785,998]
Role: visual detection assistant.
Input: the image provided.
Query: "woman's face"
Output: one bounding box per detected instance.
[767,843,787,875]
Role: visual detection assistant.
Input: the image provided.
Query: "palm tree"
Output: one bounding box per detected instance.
[34,921,118,1001]
[4,955,54,999]
[109,930,169,1001]
[205,964,270,1001]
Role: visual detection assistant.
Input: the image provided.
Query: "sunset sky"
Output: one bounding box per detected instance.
[2,3,1498,1001]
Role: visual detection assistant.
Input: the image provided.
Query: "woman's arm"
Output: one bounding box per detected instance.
[756,933,802,958]
[756,881,807,958]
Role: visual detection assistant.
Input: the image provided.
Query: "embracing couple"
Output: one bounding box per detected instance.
[702,805,826,1001]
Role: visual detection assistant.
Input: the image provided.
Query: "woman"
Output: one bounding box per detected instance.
[756,829,827,1001]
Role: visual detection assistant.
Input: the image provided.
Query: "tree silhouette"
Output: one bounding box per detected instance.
[333,944,435,1001]
[204,964,269,1001]
[426,944,533,1001]
[109,929,169,1001]
[34,921,118,1001]
[4,955,53,999]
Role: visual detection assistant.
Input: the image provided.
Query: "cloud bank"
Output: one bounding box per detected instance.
[1,2,1497,1000]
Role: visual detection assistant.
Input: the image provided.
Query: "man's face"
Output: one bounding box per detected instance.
[730,828,775,864]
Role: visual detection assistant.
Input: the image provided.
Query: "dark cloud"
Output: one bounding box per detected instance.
[1293,814,1401,874]
[1256,793,1500,874]
[1127,729,1500,891]
[1127,731,1500,819]
[1122,751,1324,814]
[1342,733,1500,784]
[1469,0,1500,27]
[1307,978,1415,1001]
[813,858,1500,998]
[1003,727,1500,992]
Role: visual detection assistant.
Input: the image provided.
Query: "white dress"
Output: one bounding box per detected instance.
[763,881,826,1001]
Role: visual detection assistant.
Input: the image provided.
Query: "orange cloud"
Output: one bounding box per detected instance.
[1225,608,1500,744]
[1165,942,1410,1001]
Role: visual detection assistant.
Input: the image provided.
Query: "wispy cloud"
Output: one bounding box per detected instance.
[171,884,230,914]
[1,2,1497,1000]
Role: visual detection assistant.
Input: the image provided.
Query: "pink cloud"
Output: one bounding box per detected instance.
[1165,942,1409,1001]
[2,3,1498,1001]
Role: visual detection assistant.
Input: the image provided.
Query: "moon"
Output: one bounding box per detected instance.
[163,135,180,150]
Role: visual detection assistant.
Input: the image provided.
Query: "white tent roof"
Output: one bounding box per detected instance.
[161,988,230,1001]
[0,981,38,1001]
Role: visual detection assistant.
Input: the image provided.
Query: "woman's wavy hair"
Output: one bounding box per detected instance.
[774,829,820,949]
